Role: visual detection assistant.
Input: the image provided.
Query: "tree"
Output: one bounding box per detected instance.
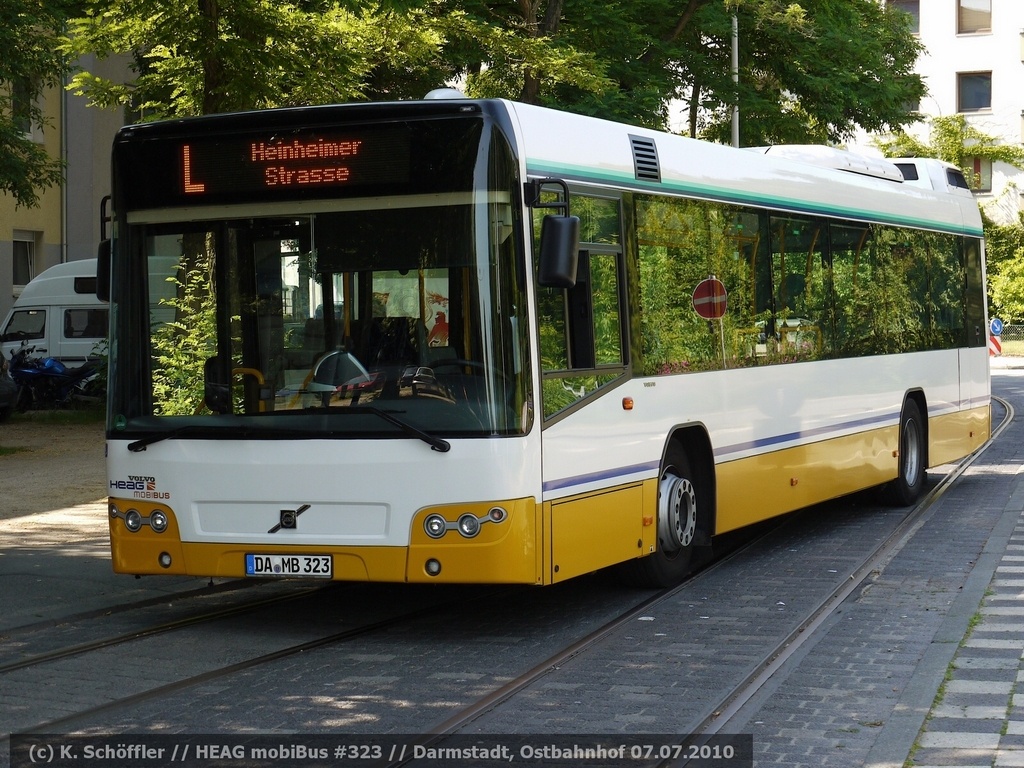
[1,0,80,208]
[65,0,923,148]
[528,0,925,142]
[65,1,383,117]
[63,0,610,120]
[984,215,1024,323]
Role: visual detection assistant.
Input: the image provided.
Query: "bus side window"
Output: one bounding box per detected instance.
[769,215,825,360]
[534,194,625,418]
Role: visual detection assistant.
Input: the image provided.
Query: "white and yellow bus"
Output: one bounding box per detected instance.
[102,96,989,587]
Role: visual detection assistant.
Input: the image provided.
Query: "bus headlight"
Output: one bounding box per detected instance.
[457,514,481,538]
[424,514,447,539]
[149,510,168,533]
[420,505,509,540]
[124,509,144,532]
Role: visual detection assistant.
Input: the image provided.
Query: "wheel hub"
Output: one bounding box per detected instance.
[658,470,696,555]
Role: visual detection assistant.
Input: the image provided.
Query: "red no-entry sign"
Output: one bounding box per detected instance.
[692,277,728,320]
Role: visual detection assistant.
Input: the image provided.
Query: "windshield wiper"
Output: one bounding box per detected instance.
[125,407,451,454]
[127,424,214,452]
[316,405,451,453]
[126,423,315,453]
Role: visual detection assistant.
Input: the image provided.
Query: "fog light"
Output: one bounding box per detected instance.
[424,514,447,539]
[158,552,172,568]
[124,509,143,532]
[425,559,441,576]
[457,513,480,538]
[149,511,168,533]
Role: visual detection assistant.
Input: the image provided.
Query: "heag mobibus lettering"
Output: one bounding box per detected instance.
[194,744,246,759]
[249,744,329,760]
[109,477,170,500]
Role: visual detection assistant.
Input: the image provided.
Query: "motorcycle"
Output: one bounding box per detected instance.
[8,343,103,411]
[0,356,16,421]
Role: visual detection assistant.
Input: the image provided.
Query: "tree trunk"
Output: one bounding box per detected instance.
[200,0,225,115]
[520,0,565,104]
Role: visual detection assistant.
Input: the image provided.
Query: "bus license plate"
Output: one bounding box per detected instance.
[245,553,333,578]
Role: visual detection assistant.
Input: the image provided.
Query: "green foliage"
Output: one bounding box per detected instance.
[986,214,1024,322]
[61,0,922,146]
[150,245,218,415]
[680,0,925,144]
[0,0,79,207]
[62,0,609,119]
[64,1,375,116]
[876,115,1024,189]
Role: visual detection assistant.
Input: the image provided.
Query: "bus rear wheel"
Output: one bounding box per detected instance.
[884,399,926,506]
[619,443,699,588]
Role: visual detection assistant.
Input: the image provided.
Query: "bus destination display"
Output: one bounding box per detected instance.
[179,129,410,198]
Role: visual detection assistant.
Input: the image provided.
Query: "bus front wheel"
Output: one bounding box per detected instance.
[619,443,700,588]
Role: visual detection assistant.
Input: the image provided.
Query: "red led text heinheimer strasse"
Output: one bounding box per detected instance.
[252,138,364,187]
[181,138,365,193]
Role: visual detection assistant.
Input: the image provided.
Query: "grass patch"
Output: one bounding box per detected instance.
[999,339,1024,356]
[9,408,105,426]
[0,445,29,457]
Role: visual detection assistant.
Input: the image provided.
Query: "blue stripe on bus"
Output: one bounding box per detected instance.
[543,410,902,495]
[543,460,661,493]
[711,410,898,458]
[525,160,985,238]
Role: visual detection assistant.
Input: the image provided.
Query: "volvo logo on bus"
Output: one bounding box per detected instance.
[269,504,311,533]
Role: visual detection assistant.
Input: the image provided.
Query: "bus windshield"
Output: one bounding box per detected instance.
[109,120,531,441]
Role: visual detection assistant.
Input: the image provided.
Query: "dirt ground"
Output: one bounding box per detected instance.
[0,417,106,521]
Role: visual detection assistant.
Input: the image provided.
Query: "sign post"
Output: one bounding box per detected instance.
[692,276,729,366]
[990,318,1004,357]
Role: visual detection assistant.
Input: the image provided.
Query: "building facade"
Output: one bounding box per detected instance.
[869,0,1024,224]
[2,55,124,322]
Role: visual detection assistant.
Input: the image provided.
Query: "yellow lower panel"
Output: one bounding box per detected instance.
[109,512,409,581]
[109,496,538,583]
[715,426,898,535]
[549,484,647,583]
[929,405,990,466]
[407,498,541,584]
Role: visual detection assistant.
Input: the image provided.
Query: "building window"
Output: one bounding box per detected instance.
[13,231,36,288]
[11,77,33,137]
[958,0,991,34]
[889,0,920,34]
[958,72,991,112]
[968,156,992,192]
[10,76,44,143]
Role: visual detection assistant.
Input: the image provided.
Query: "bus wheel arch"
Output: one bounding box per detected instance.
[618,426,715,587]
[884,391,928,506]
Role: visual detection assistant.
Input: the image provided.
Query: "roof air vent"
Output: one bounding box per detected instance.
[630,135,661,183]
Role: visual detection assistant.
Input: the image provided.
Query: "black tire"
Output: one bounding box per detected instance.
[14,385,32,413]
[618,443,700,588]
[884,399,926,506]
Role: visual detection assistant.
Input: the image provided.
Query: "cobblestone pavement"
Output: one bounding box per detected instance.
[6,369,1024,768]
[466,368,1024,767]
[739,366,1024,767]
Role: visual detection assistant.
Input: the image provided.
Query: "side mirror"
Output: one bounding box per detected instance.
[204,355,231,414]
[538,214,581,289]
[96,239,111,302]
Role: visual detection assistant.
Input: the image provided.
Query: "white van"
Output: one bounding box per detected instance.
[1,259,108,362]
